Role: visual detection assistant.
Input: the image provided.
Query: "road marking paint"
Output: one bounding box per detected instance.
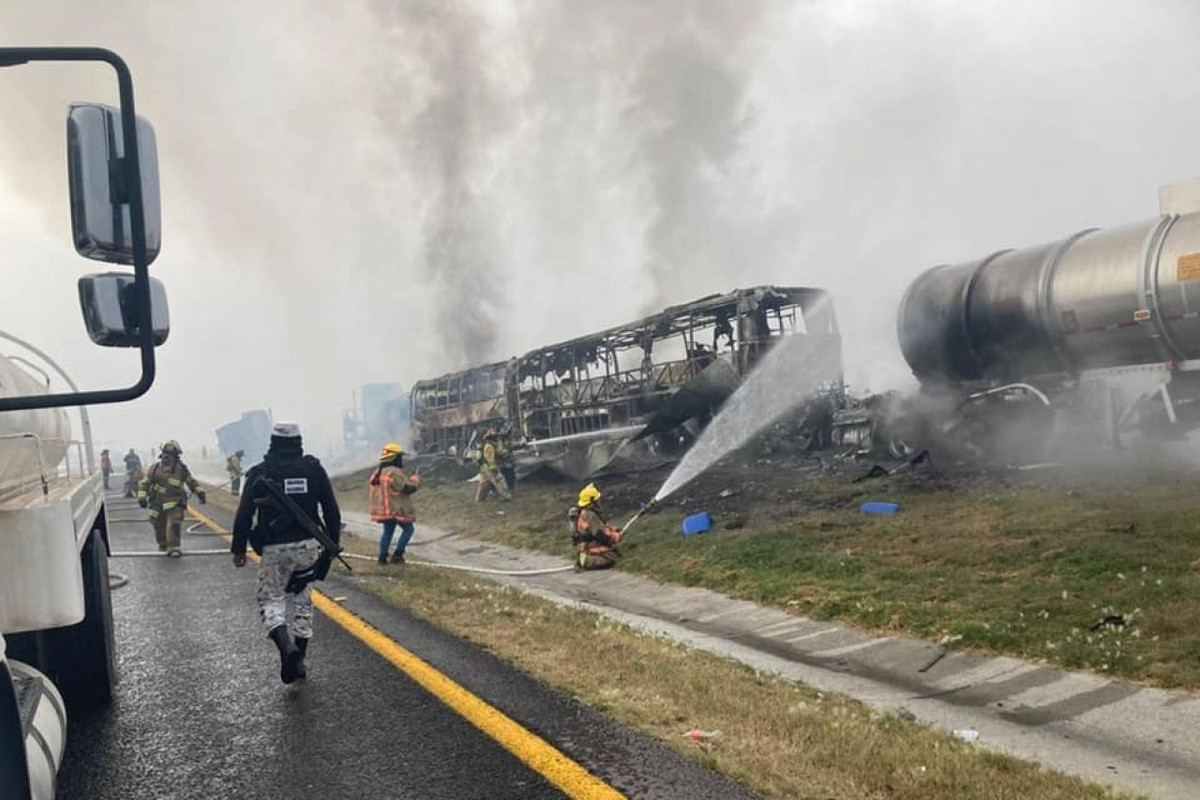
[186,505,625,800]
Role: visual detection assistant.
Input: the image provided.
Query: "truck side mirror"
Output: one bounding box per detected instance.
[77,273,169,347]
[67,103,161,265]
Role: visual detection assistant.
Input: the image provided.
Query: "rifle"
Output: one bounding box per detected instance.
[252,475,352,590]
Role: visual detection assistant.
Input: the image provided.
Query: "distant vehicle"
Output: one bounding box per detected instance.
[410,286,843,478]
[215,409,272,467]
[0,48,167,800]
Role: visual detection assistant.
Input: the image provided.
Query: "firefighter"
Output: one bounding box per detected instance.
[231,422,341,684]
[138,440,206,558]
[99,449,112,490]
[368,443,421,565]
[122,448,143,498]
[475,428,511,502]
[569,483,622,570]
[497,427,517,496]
[227,449,245,496]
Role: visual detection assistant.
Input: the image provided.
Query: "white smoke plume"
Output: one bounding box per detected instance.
[0,0,1199,456]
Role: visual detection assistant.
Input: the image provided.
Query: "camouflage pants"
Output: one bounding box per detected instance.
[149,506,186,549]
[256,539,321,639]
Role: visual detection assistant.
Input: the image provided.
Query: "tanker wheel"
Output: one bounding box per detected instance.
[48,527,116,712]
[888,435,918,459]
[0,659,32,800]
[954,416,993,463]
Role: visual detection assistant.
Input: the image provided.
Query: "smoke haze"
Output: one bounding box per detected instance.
[1,0,1199,456]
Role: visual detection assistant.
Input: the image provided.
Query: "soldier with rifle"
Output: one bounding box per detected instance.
[231,422,343,684]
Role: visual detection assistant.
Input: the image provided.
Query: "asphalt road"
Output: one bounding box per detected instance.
[56,490,755,800]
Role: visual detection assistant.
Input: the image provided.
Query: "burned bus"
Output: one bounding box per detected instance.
[410,286,842,478]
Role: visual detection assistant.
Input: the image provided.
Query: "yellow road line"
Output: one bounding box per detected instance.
[185,505,624,800]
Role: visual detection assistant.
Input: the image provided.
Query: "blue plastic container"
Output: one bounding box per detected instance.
[860,501,901,515]
[682,512,713,536]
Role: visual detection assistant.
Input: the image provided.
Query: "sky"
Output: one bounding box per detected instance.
[1,0,1200,459]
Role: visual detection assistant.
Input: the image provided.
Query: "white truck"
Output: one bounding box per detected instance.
[0,48,167,800]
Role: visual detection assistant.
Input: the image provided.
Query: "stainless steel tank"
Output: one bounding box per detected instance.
[0,355,70,494]
[898,210,1200,384]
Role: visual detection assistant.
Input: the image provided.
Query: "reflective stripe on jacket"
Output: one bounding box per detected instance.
[572,506,621,554]
[369,465,419,522]
[138,460,200,512]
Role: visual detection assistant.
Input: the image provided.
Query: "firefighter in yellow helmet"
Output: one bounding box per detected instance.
[138,440,205,557]
[568,483,622,570]
[475,428,511,502]
[368,443,421,565]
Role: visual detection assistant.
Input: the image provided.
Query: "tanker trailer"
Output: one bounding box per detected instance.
[0,48,168,800]
[898,181,1200,462]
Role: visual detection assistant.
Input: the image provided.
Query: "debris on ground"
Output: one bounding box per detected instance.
[682,511,714,536]
[684,729,723,749]
[1089,615,1126,632]
[952,729,980,743]
[861,501,901,515]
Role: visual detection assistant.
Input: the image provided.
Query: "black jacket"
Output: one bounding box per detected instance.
[231,444,341,556]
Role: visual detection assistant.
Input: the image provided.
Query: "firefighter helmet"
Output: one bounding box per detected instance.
[578,483,602,508]
[161,440,182,455]
[380,442,405,460]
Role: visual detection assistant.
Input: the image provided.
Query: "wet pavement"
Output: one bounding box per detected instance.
[56,491,756,800]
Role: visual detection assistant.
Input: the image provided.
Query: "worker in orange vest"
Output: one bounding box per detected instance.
[99,449,112,490]
[369,443,421,565]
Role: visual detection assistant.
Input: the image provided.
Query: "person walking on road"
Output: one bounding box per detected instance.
[99,449,112,491]
[122,448,143,498]
[231,422,342,684]
[138,440,206,558]
[227,449,245,496]
[369,443,421,565]
[569,483,622,571]
[475,428,510,502]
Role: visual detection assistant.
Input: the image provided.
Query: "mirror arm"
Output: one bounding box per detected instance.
[0,47,157,412]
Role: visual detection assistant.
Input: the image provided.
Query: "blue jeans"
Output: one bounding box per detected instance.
[380,520,415,559]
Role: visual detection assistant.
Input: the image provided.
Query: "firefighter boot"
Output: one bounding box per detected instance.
[293,637,309,680]
[268,625,303,684]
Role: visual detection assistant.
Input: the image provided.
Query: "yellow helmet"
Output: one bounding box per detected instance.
[578,483,602,507]
[380,442,405,460]
[161,440,182,455]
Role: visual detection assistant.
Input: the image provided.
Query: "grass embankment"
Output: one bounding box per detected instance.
[335,462,1200,691]
[335,546,1136,800]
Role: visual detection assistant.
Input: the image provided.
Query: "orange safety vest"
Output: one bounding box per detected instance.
[369,466,418,523]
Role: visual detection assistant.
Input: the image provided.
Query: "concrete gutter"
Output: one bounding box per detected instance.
[346,511,1199,799]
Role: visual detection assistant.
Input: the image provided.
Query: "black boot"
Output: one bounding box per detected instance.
[268,625,302,684]
[294,637,309,680]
